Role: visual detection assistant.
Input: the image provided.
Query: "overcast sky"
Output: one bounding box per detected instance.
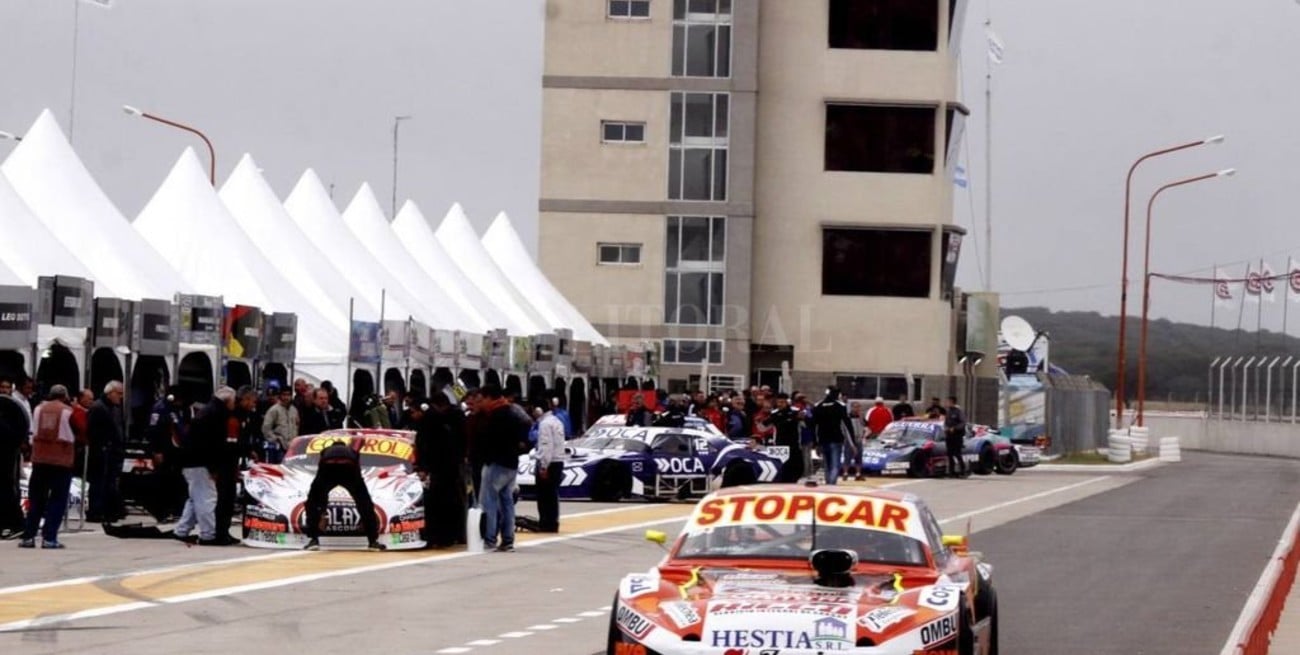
[2,0,1299,335]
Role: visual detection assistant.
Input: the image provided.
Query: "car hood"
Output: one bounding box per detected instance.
[242,462,422,511]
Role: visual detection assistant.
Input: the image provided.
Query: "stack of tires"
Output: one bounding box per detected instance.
[1127,426,1150,455]
[1158,436,1182,463]
[1107,430,1132,464]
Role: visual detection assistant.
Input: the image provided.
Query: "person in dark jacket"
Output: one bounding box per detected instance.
[892,395,915,421]
[87,381,127,523]
[652,395,687,428]
[0,377,30,538]
[812,388,855,486]
[415,393,467,547]
[211,387,260,544]
[303,437,385,551]
[172,388,235,545]
[767,393,804,483]
[476,385,529,552]
[625,393,651,427]
[943,396,969,478]
[300,388,339,436]
[144,387,189,521]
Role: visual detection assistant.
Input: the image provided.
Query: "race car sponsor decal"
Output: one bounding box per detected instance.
[919,612,960,646]
[612,644,647,655]
[615,603,655,640]
[918,585,962,612]
[305,436,414,461]
[560,467,589,487]
[621,572,659,599]
[707,601,854,618]
[762,445,791,461]
[244,517,289,533]
[660,601,702,628]
[691,492,915,535]
[858,606,915,632]
[655,457,707,476]
[706,613,854,650]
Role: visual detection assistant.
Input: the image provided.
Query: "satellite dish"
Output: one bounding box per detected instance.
[1001,315,1036,351]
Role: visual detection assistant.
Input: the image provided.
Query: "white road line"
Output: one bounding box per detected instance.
[526,624,558,631]
[577,610,605,617]
[435,648,471,654]
[498,631,532,638]
[465,639,499,646]
[1220,499,1300,655]
[938,475,1112,526]
[553,617,582,624]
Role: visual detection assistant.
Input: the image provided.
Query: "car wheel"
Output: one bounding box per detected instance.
[721,460,758,488]
[907,450,932,478]
[984,586,1000,655]
[606,595,621,654]
[973,446,995,475]
[995,450,1019,476]
[591,461,631,503]
[958,592,977,655]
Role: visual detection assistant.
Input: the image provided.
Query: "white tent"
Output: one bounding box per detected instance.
[1,109,184,300]
[282,170,434,325]
[340,184,487,334]
[482,212,609,346]
[391,201,519,334]
[220,154,376,325]
[132,149,347,382]
[0,171,95,286]
[433,206,551,335]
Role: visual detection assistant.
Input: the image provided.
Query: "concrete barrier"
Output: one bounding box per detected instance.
[1141,415,1300,459]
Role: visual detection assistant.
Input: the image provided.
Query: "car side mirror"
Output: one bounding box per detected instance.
[942,534,969,554]
[645,530,668,546]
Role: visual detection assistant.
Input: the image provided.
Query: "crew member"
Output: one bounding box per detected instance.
[304,438,385,552]
[416,393,466,547]
[173,387,234,545]
[625,394,651,427]
[19,385,86,549]
[534,403,566,533]
[652,395,687,428]
[892,395,915,421]
[87,381,126,523]
[261,386,298,464]
[0,377,30,539]
[943,396,968,478]
[300,388,338,436]
[145,386,189,520]
[812,388,854,485]
[767,393,804,483]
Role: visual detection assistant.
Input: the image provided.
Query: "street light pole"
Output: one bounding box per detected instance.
[1136,168,1235,426]
[0,131,21,143]
[1116,135,1223,428]
[122,105,216,185]
[391,115,411,218]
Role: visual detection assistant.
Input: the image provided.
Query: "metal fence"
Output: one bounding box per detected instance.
[1207,355,1300,422]
[1043,374,1109,455]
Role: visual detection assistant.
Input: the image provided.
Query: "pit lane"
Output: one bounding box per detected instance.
[0,453,1295,654]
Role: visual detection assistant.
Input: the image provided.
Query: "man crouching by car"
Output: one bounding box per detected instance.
[303,438,386,552]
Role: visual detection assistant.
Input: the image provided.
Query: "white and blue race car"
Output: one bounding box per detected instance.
[517,422,790,502]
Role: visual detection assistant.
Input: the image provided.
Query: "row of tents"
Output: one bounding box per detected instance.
[0,109,657,432]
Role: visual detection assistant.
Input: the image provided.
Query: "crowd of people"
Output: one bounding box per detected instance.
[0,373,969,553]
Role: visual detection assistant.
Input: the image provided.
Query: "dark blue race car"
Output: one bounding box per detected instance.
[860,420,1016,477]
[516,424,790,501]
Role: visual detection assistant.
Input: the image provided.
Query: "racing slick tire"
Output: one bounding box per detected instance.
[720,460,758,488]
[591,461,632,503]
[972,445,995,476]
[958,592,977,655]
[976,585,1000,655]
[606,595,621,654]
[994,450,1019,476]
[907,449,934,478]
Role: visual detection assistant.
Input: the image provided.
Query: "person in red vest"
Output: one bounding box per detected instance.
[856,397,894,481]
[18,385,86,549]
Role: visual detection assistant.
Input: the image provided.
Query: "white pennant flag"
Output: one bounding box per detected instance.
[986,29,1005,64]
[1289,257,1300,304]
[1244,263,1261,304]
[1261,261,1278,303]
[1214,267,1235,307]
[81,0,113,7]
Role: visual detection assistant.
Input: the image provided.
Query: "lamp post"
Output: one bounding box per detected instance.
[391,115,412,218]
[0,131,21,142]
[1136,168,1235,426]
[122,105,216,185]
[1116,135,1224,427]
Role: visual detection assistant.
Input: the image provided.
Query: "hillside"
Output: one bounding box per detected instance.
[1005,307,1300,403]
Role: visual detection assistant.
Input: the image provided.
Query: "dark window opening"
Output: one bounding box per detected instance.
[822,228,932,297]
[829,0,939,51]
[825,104,935,174]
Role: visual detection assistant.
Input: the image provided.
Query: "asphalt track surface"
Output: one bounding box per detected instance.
[0,452,1294,655]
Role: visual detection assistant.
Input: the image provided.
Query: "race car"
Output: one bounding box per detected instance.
[588,412,725,437]
[860,420,1019,478]
[608,484,999,654]
[19,463,86,521]
[517,423,790,502]
[240,429,425,550]
[995,422,1047,469]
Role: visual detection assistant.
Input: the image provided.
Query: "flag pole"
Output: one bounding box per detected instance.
[1256,258,1265,353]
[1210,262,1217,330]
[1236,262,1249,346]
[1285,256,1292,338]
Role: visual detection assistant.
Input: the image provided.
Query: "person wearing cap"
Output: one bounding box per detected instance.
[19,385,86,549]
[859,397,893,481]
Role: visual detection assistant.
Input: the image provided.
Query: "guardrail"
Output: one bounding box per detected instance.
[1222,501,1300,654]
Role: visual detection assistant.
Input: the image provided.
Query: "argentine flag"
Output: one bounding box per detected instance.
[954,165,969,189]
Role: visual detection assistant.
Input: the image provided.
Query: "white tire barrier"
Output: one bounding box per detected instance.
[1158,436,1182,463]
[1108,434,1133,463]
[1128,426,1151,455]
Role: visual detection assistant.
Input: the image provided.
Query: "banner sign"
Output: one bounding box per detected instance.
[592,344,608,378]
[38,275,94,328]
[349,321,381,365]
[263,313,297,363]
[510,336,532,374]
[410,321,435,368]
[134,298,177,357]
[457,331,483,370]
[556,328,574,368]
[176,294,222,345]
[223,305,265,360]
[93,298,135,349]
[487,328,509,370]
[382,320,410,361]
[433,329,457,369]
[532,333,557,373]
[940,228,964,302]
[573,340,594,375]
[0,285,38,350]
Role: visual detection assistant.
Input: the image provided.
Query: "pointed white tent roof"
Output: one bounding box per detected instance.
[132,148,344,366]
[220,154,375,325]
[0,253,23,286]
[482,212,609,345]
[433,205,552,335]
[340,184,487,334]
[0,171,96,286]
[1,109,184,300]
[283,171,437,326]
[391,201,515,333]
[133,149,275,308]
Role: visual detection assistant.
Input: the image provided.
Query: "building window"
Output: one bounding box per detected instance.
[609,0,651,19]
[672,0,732,77]
[665,216,725,325]
[828,0,939,51]
[835,374,917,401]
[822,227,932,298]
[668,92,729,200]
[663,339,724,365]
[825,104,936,174]
[602,121,646,143]
[598,243,642,265]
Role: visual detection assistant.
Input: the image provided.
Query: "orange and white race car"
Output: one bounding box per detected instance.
[608,484,998,654]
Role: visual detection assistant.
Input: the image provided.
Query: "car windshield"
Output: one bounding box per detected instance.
[878,423,939,446]
[677,523,928,567]
[284,435,414,471]
[572,436,651,453]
